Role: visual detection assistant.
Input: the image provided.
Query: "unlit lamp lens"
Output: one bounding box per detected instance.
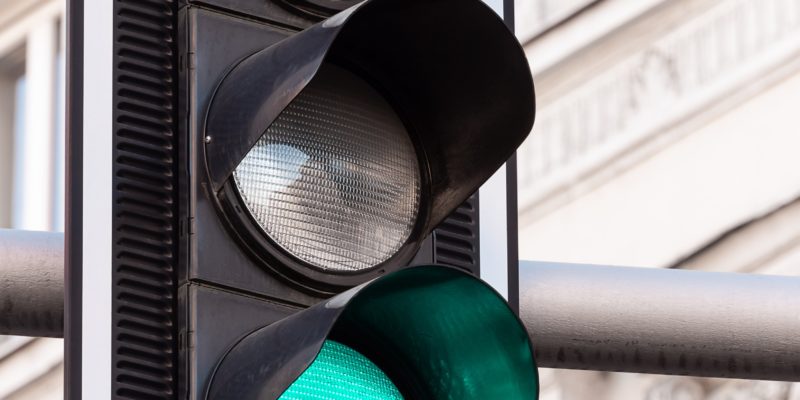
[233,64,421,272]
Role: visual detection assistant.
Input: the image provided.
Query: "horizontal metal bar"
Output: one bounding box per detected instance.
[2,227,799,382]
[0,229,63,338]
[519,261,800,381]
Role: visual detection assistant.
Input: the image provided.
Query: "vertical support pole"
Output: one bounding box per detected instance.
[479,0,520,312]
[479,0,508,300]
[480,167,509,299]
[504,0,520,313]
[65,0,84,397]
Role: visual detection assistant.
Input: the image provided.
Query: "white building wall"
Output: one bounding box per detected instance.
[517,0,800,398]
[0,0,64,232]
[521,69,800,267]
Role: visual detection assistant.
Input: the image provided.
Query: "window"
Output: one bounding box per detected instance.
[0,46,24,228]
[0,9,64,232]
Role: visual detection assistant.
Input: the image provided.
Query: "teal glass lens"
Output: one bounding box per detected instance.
[333,266,539,399]
[279,340,404,400]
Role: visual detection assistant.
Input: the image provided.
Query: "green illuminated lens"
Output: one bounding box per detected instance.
[279,340,403,400]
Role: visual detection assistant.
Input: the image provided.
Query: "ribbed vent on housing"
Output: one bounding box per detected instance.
[433,194,480,275]
[112,0,178,398]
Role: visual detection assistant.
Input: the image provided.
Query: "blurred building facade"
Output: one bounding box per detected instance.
[1,0,799,399]
[516,0,800,399]
[0,0,64,398]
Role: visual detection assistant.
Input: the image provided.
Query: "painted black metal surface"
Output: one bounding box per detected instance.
[205,0,535,237]
[177,8,324,399]
[178,2,532,398]
[179,284,297,399]
[207,286,344,399]
[178,7,326,303]
[503,0,521,314]
[200,0,532,291]
[184,0,313,28]
[207,266,538,400]
[433,194,480,276]
[65,0,83,397]
[180,0,533,299]
[280,0,364,19]
[112,0,180,398]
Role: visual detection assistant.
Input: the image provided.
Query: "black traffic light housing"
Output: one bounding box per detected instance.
[66,0,534,398]
[176,0,535,398]
[209,266,538,399]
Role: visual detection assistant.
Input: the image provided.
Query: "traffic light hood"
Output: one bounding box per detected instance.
[208,265,539,399]
[205,0,535,231]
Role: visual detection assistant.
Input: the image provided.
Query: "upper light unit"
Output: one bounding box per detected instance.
[204,0,535,291]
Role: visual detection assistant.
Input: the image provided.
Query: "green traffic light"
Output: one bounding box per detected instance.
[276,267,538,399]
[279,340,403,400]
[210,266,539,399]
[335,266,539,399]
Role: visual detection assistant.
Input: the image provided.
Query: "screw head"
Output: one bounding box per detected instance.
[205,136,212,144]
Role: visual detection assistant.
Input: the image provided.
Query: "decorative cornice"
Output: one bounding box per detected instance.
[520,0,800,217]
[516,0,598,43]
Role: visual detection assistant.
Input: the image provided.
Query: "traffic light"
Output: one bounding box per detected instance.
[68,0,535,398]
[208,266,537,399]
[178,0,536,397]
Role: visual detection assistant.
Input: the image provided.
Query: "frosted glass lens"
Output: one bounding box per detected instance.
[233,64,421,272]
[279,340,404,400]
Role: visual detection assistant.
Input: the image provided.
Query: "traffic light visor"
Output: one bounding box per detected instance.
[208,266,539,399]
[205,0,534,289]
[205,0,534,235]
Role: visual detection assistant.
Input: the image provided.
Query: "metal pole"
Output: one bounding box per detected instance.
[0,229,64,337]
[519,261,800,381]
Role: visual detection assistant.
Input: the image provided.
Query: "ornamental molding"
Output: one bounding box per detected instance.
[519,0,800,218]
[516,0,598,42]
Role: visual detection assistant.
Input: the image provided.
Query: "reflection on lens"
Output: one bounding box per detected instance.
[233,64,420,272]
